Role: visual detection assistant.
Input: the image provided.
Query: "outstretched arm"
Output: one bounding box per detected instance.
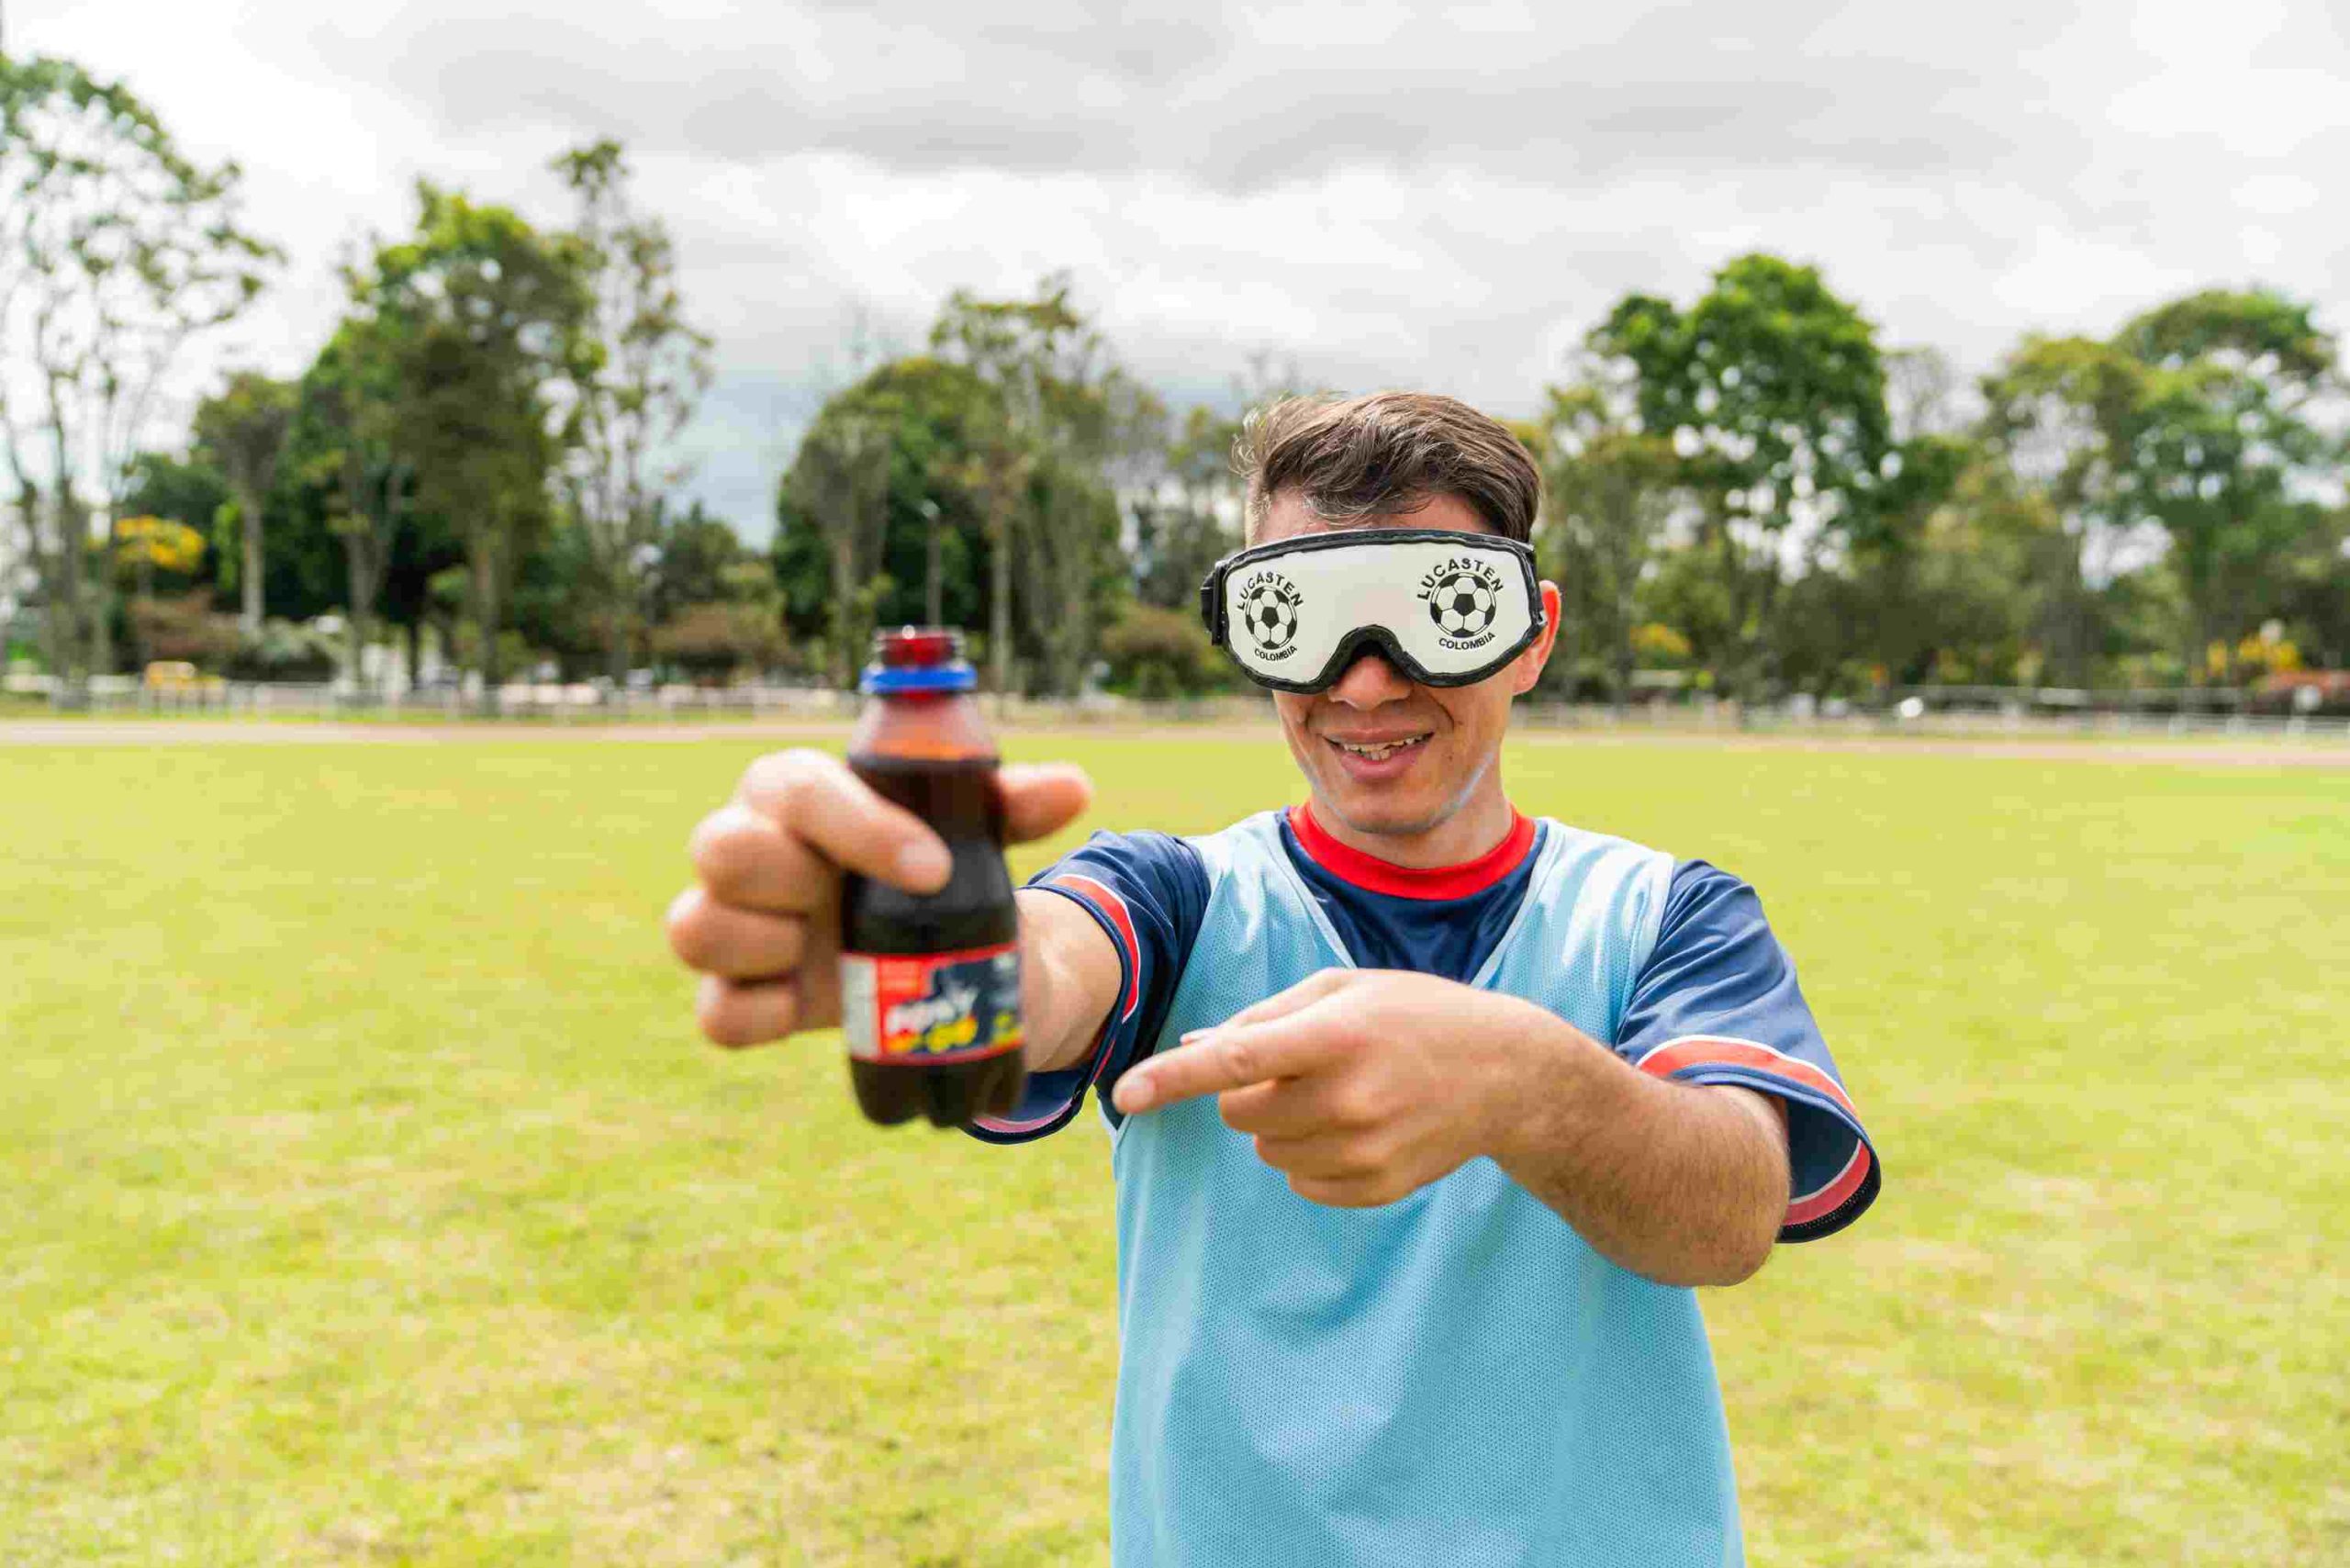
[1112,969,1788,1287]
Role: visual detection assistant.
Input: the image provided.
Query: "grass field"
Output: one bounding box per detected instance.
[3,730,2345,1565]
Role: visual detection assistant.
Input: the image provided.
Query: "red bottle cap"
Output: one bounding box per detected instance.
[875,627,962,668]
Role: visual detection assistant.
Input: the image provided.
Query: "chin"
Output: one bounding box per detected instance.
[1313,775,1449,837]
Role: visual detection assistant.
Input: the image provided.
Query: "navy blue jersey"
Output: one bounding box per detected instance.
[975,802,1876,1241]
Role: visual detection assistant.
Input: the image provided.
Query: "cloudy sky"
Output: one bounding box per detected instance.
[16,0,2348,539]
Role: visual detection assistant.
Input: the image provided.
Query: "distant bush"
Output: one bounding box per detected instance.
[130,593,241,666]
[650,601,794,682]
[223,619,340,683]
[1100,604,1226,700]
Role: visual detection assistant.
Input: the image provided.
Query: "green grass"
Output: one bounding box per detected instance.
[3,733,2344,1565]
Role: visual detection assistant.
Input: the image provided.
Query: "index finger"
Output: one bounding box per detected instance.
[735,749,952,894]
[1113,1005,1348,1115]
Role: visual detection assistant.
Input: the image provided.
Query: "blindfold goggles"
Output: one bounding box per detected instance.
[1199,529,1546,693]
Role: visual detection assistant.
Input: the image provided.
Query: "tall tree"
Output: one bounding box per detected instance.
[773,356,999,646]
[782,407,894,689]
[192,372,297,633]
[929,276,1108,695]
[2117,291,2337,678]
[287,320,412,687]
[1533,378,1683,709]
[0,56,275,695]
[1982,289,2337,683]
[345,184,590,711]
[1591,254,1891,698]
[550,140,713,688]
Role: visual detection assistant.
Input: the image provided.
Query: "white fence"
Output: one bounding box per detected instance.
[6,672,2349,744]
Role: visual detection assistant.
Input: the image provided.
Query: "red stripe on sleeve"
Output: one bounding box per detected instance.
[1046,874,1140,1023]
[1785,1141,1874,1226]
[1633,1035,1858,1119]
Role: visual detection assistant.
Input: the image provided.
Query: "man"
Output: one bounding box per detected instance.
[667,392,1879,1566]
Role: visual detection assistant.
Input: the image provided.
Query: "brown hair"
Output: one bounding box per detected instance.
[1234,391,1541,543]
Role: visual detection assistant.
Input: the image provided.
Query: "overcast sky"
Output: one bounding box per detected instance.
[16,1,2348,540]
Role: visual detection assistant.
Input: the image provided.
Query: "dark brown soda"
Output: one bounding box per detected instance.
[838,629,1025,1128]
[842,755,1025,1126]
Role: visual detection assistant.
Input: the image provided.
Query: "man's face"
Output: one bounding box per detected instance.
[1257,490,1561,840]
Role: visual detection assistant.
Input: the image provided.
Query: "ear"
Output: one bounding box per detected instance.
[1510,581,1563,697]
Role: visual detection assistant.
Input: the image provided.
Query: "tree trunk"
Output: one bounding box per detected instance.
[239,486,265,634]
[343,538,376,697]
[405,619,424,692]
[40,486,91,702]
[989,504,1012,699]
[472,532,503,717]
[925,506,943,625]
[605,586,632,693]
[1614,586,1636,717]
[830,537,855,690]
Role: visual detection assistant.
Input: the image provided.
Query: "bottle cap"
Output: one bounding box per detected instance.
[861,626,979,694]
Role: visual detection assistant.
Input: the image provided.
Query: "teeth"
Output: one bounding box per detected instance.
[1335,736,1425,760]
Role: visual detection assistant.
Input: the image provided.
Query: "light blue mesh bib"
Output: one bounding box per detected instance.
[1106,811,1740,1568]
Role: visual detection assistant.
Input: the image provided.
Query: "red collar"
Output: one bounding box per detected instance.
[1286,801,1538,901]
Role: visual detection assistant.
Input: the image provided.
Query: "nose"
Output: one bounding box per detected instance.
[1326,646,1414,708]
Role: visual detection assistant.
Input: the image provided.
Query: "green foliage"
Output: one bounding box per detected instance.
[1592,255,1892,697]
[924,276,1161,696]
[778,320,1140,698]
[1097,602,1228,698]
[1531,380,1684,702]
[0,54,276,686]
[345,182,593,705]
[1982,290,2340,682]
[551,139,715,682]
[193,371,299,624]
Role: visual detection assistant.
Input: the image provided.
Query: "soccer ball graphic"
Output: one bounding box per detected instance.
[1242,583,1299,650]
[1429,572,1497,636]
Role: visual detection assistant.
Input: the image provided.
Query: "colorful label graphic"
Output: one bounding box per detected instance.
[840,941,1023,1063]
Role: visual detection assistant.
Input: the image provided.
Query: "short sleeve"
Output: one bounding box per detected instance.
[966,830,1209,1145]
[1615,861,1880,1242]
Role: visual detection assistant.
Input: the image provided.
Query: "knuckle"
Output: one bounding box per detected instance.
[688,808,759,884]
[665,887,714,964]
[1327,1087,1382,1131]
[1219,1038,1263,1086]
[694,980,744,1046]
[742,747,832,812]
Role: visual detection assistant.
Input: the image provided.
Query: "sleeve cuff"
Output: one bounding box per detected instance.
[964,879,1136,1144]
[1634,1035,1881,1243]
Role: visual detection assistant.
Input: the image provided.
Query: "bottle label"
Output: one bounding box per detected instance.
[839,942,1023,1063]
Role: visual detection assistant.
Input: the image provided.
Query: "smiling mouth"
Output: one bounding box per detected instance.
[1324,732,1433,763]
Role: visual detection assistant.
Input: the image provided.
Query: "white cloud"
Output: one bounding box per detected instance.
[13,0,2350,540]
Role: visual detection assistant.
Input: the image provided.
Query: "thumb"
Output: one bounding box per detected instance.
[999,763,1093,844]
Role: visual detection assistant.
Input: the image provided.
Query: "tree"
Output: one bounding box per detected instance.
[772,357,999,666]
[107,513,202,666]
[1591,255,1892,698]
[551,140,713,687]
[647,501,748,623]
[1982,289,2338,684]
[0,56,275,694]
[1131,403,1241,611]
[2117,291,2337,678]
[1532,378,1683,708]
[192,372,297,633]
[929,276,1128,695]
[345,184,590,711]
[286,319,412,688]
[782,407,894,688]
